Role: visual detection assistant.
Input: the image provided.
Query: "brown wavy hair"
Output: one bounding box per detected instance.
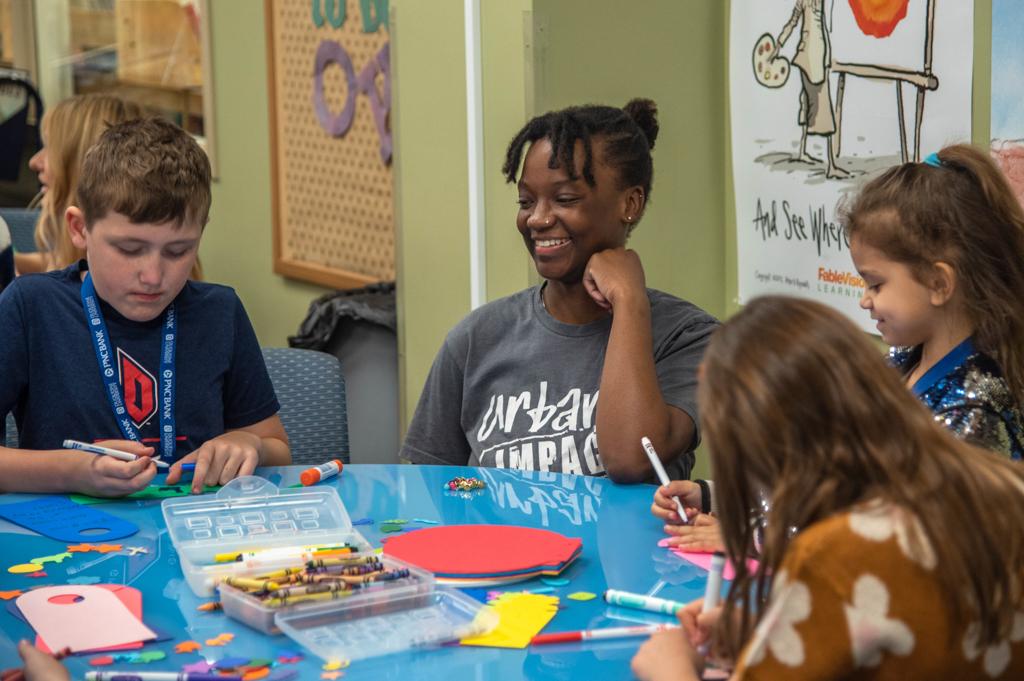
[841,143,1024,406]
[700,296,1024,657]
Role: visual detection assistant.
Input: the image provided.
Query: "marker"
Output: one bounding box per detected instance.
[180,462,196,472]
[531,623,679,645]
[63,439,169,469]
[697,551,727,656]
[300,459,344,486]
[85,673,241,681]
[641,437,688,524]
[212,543,354,564]
[604,588,686,615]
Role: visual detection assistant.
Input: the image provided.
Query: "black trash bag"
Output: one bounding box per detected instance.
[289,281,396,350]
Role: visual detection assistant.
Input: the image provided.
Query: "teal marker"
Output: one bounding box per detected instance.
[604,588,685,615]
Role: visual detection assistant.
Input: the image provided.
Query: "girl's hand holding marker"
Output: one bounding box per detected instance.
[642,437,690,525]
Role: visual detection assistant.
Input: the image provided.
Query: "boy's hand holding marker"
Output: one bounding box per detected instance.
[62,439,159,497]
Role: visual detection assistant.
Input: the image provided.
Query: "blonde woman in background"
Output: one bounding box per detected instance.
[16,94,202,280]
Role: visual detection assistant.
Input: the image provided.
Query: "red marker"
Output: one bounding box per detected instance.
[530,623,679,645]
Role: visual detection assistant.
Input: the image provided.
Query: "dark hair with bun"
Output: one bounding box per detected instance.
[502,98,659,208]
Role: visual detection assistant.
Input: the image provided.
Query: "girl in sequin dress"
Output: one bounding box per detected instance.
[846,144,1024,460]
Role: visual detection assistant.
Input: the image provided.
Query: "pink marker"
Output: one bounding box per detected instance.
[531,623,679,645]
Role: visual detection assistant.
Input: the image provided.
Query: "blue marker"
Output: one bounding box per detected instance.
[63,439,169,469]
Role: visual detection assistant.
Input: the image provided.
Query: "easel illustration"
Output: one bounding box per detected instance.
[831,0,938,163]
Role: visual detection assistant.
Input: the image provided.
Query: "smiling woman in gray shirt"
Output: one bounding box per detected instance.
[401,99,718,483]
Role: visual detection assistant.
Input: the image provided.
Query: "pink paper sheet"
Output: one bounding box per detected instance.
[657,538,758,581]
[17,585,155,653]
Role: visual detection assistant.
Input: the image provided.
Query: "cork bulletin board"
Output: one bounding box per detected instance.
[265,0,393,289]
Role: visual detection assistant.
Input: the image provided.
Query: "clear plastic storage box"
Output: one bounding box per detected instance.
[162,476,375,597]
[162,476,497,661]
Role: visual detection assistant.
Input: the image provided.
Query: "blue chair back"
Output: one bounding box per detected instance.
[262,347,349,466]
[0,208,39,253]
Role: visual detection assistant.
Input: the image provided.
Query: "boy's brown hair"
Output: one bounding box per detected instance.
[701,296,1024,657]
[77,117,211,229]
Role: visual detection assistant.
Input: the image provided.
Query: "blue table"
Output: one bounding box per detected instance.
[0,465,713,679]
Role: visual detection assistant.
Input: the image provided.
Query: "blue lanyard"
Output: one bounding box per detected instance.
[79,272,177,463]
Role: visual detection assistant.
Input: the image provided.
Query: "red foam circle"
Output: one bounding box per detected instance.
[383,524,581,576]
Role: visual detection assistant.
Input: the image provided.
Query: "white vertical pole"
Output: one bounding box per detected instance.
[464,0,486,309]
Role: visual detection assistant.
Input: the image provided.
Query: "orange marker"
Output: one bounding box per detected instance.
[300,459,344,486]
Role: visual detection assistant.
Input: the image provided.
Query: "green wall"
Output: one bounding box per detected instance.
[198,0,996,470]
[202,0,329,347]
[531,0,727,319]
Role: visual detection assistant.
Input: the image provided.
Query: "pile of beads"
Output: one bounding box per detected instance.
[444,476,486,492]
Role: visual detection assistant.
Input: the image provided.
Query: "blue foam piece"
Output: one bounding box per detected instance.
[0,496,138,542]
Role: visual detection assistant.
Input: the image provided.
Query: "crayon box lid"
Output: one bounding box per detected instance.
[162,476,364,566]
[273,586,498,664]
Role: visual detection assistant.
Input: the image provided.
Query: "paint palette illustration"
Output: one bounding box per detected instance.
[753,33,790,88]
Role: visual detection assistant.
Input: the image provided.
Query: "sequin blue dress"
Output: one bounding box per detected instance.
[890,339,1024,460]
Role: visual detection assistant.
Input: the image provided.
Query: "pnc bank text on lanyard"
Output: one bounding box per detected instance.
[79,272,177,463]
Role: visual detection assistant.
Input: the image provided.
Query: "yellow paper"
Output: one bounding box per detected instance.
[460,593,559,649]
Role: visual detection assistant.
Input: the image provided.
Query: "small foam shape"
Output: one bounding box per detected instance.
[321,673,342,680]
[182,660,215,673]
[67,543,97,553]
[322,660,345,671]
[529,586,555,594]
[412,518,439,524]
[27,571,47,578]
[174,640,202,654]
[93,544,123,554]
[215,656,251,669]
[540,577,570,587]
[8,563,44,574]
[247,658,273,668]
[351,518,373,526]
[380,519,408,525]
[88,655,115,666]
[379,524,405,533]
[243,669,271,680]
[124,547,149,556]
[567,591,597,601]
[67,576,102,585]
[29,553,72,565]
[132,651,166,663]
[0,590,23,600]
[206,637,228,647]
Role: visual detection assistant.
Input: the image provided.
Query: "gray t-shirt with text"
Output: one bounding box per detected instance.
[401,287,718,478]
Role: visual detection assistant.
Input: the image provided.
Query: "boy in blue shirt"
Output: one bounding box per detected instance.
[0,117,290,496]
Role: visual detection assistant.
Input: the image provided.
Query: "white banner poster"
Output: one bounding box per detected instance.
[730,0,974,332]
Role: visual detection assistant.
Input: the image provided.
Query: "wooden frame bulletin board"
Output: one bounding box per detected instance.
[265,0,393,289]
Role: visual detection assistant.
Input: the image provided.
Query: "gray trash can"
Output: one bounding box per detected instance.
[290,283,399,465]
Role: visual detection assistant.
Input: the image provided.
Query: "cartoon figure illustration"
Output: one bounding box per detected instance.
[771,0,848,179]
